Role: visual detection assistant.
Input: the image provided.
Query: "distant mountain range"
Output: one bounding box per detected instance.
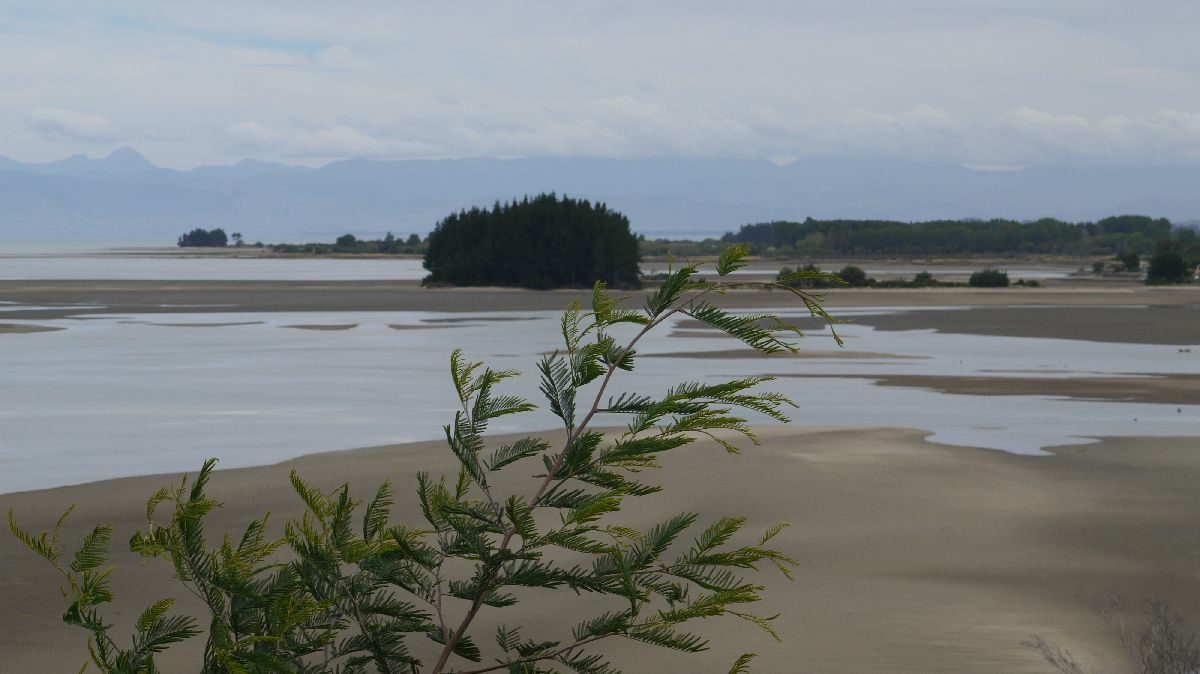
[2,147,1198,246]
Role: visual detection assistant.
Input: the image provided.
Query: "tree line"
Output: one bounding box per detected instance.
[270,232,424,255]
[722,215,1180,256]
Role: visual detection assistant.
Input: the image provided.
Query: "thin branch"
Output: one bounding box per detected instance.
[445,633,611,674]
[430,284,718,674]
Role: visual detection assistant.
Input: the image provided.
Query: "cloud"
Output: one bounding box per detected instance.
[225,121,438,159]
[991,107,1200,163]
[28,108,117,142]
[312,46,371,71]
[4,3,1200,167]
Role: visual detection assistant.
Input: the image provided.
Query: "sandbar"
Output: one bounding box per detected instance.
[0,323,64,334]
[282,323,359,331]
[777,373,1200,406]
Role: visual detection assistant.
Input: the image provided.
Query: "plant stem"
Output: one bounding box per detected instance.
[429,285,716,674]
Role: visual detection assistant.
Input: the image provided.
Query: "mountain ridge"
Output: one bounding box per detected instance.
[1,149,1198,245]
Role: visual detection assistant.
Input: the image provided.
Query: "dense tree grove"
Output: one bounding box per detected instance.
[1146,236,1200,284]
[423,194,641,289]
[968,268,1010,287]
[176,228,228,247]
[723,215,1177,256]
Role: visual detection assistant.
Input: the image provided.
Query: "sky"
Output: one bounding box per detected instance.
[2,1,1198,170]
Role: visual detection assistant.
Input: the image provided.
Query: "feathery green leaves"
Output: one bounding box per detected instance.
[10,244,838,674]
[716,242,751,276]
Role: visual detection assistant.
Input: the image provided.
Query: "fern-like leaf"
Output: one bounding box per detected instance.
[716,242,751,276]
[728,653,756,674]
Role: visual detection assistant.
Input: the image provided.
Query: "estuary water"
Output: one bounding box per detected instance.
[0,254,1078,281]
[1,305,1197,493]
[0,255,428,281]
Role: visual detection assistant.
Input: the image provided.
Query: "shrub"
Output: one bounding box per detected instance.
[1146,251,1189,284]
[1026,599,1200,674]
[10,244,841,674]
[968,268,1010,287]
[836,265,869,287]
[1118,251,1140,272]
[912,271,936,287]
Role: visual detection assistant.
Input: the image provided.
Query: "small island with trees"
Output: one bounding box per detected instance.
[422,193,641,289]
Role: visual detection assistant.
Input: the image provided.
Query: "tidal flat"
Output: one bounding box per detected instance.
[1,265,1198,672]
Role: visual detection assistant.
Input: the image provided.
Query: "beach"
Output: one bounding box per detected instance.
[2,271,1198,671]
[4,429,1200,672]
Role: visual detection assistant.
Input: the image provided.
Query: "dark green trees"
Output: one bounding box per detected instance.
[1146,251,1189,284]
[1146,237,1199,285]
[177,228,228,247]
[724,215,1180,257]
[423,194,641,289]
[968,269,1010,287]
[1118,251,1140,271]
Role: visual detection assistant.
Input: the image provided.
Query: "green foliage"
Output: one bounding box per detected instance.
[11,244,839,673]
[968,268,1010,288]
[775,264,841,289]
[724,215,1180,256]
[835,265,868,287]
[777,265,963,290]
[423,193,641,290]
[1146,252,1189,284]
[270,232,426,255]
[1118,251,1140,272]
[638,237,727,259]
[912,271,935,287]
[1146,239,1195,284]
[178,228,228,247]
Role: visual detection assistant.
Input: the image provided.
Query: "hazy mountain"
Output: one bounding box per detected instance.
[1,148,1198,246]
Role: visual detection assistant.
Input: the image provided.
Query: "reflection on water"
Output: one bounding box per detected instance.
[1,307,1197,493]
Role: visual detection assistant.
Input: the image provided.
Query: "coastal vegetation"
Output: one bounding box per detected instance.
[423,194,641,289]
[776,265,1031,289]
[1145,237,1200,285]
[9,244,842,674]
[968,268,1010,287]
[177,228,229,247]
[722,215,1182,257]
[270,232,426,256]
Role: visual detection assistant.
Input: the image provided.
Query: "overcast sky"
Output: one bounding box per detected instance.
[2,1,1198,169]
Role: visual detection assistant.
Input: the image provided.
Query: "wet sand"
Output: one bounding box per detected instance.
[0,323,63,334]
[3,428,1199,673]
[4,281,1194,351]
[776,373,1200,406]
[0,279,1195,319]
[282,323,359,331]
[645,347,922,360]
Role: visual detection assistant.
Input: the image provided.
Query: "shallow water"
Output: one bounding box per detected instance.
[1,305,1197,493]
[0,256,428,281]
[1,255,1079,282]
